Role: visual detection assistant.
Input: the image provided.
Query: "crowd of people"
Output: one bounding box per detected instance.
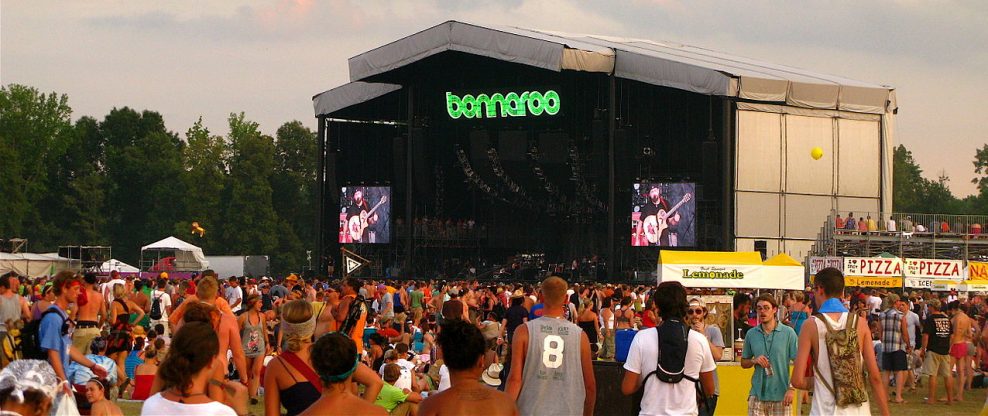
[0,267,987,415]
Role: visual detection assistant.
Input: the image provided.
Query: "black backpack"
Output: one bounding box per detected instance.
[635,320,711,412]
[149,292,164,320]
[21,308,63,360]
[339,295,366,336]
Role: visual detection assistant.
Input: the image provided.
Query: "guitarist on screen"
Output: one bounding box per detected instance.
[346,188,380,243]
[638,185,683,246]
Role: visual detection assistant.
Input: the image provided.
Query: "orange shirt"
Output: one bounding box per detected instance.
[343,294,367,354]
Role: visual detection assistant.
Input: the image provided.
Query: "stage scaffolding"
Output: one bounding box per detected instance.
[811,210,988,261]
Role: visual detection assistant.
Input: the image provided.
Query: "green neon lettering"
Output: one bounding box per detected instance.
[445,89,561,119]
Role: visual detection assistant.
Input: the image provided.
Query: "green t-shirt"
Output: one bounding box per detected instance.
[410,290,424,309]
[374,383,408,412]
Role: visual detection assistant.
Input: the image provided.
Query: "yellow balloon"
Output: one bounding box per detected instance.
[811,147,824,160]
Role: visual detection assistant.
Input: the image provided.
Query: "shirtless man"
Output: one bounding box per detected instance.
[72,272,106,355]
[946,301,973,401]
[419,319,518,416]
[152,276,248,402]
[314,285,341,339]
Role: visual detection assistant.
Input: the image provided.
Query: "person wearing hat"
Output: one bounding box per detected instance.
[0,360,62,416]
[419,319,517,416]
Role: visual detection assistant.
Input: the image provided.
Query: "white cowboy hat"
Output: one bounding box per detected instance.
[481,363,503,387]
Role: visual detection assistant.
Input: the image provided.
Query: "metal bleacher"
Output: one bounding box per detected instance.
[811,211,988,261]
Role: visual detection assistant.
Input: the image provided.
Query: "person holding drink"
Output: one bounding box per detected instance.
[741,294,798,416]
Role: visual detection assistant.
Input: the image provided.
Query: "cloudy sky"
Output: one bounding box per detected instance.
[3,1,986,196]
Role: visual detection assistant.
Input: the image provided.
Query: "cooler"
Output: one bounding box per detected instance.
[615,329,637,362]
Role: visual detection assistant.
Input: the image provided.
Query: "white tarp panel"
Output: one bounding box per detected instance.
[735,192,780,238]
[336,21,894,116]
[312,82,401,117]
[881,97,896,214]
[836,197,880,218]
[785,194,834,239]
[838,119,882,198]
[785,115,833,195]
[141,236,210,270]
[735,238,780,257]
[782,240,815,260]
[736,111,782,192]
[0,253,73,277]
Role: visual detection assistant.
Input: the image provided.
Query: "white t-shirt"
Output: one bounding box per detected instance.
[225,286,243,313]
[141,393,236,415]
[102,279,126,303]
[437,364,450,391]
[150,289,172,320]
[867,296,882,314]
[623,327,716,416]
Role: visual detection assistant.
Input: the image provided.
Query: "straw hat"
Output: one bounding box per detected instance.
[510,289,524,299]
[481,363,503,386]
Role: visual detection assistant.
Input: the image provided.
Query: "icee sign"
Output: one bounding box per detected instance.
[446,90,561,119]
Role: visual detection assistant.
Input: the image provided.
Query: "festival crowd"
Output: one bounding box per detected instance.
[0,268,985,415]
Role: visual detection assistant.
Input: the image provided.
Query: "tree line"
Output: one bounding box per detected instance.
[3,83,988,274]
[0,84,317,273]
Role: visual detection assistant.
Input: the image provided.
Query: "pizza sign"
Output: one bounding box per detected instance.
[904,258,963,279]
[843,257,903,277]
[969,262,988,281]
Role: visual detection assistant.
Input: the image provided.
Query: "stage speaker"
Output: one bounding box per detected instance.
[538,132,569,164]
[244,256,269,277]
[591,361,639,415]
[701,140,719,194]
[754,240,767,261]
[498,130,528,162]
[469,130,491,166]
[410,128,432,194]
[393,137,406,187]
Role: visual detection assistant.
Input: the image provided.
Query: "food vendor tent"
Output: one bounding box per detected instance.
[140,236,209,271]
[0,252,76,277]
[657,251,803,290]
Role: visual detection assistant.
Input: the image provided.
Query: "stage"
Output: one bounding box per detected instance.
[312,21,897,280]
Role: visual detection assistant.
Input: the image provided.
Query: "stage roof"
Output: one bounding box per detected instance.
[315,20,896,117]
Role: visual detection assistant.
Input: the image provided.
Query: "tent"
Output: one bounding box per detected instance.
[140,236,209,271]
[0,252,76,277]
[657,251,803,290]
[99,259,139,274]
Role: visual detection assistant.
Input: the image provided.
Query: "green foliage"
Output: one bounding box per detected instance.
[221,113,280,257]
[0,84,74,245]
[271,121,317,271]
[181,117,228,253]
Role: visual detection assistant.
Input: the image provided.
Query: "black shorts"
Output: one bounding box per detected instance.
[883,351,908,372]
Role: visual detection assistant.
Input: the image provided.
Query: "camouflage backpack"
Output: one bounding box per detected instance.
[813,312,868,407]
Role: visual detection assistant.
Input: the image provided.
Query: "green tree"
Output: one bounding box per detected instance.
[178,117,229,252]
[102,108,185,263]
[271,121,317,272]
[43,116,108,245]
[221,113,279,257]
[0,84,74,247]
[973,144,988,196]
[893,144,926,213]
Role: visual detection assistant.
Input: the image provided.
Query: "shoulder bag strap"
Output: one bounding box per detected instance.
[280,351,324,393]
[810,315,839,400]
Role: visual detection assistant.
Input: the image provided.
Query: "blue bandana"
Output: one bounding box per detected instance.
[818,298,848,313]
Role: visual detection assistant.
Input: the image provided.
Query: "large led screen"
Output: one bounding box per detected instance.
[339,186,391,244]
[631,183,696,247]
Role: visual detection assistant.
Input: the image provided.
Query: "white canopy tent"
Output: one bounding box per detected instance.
[0,252,76,277]
[99,259,140,274]
[140,236,209,271]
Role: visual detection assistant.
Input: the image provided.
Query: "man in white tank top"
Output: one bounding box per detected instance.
[505,276,596,416]
[790,268,889,416]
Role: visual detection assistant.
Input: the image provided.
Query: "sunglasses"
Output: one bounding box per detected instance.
[687,308,705,315]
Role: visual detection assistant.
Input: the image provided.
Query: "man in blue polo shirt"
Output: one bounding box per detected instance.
[41,271,108,390]
[742,293,798,416]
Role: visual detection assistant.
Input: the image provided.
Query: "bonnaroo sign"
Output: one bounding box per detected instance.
[446,89,561,120]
